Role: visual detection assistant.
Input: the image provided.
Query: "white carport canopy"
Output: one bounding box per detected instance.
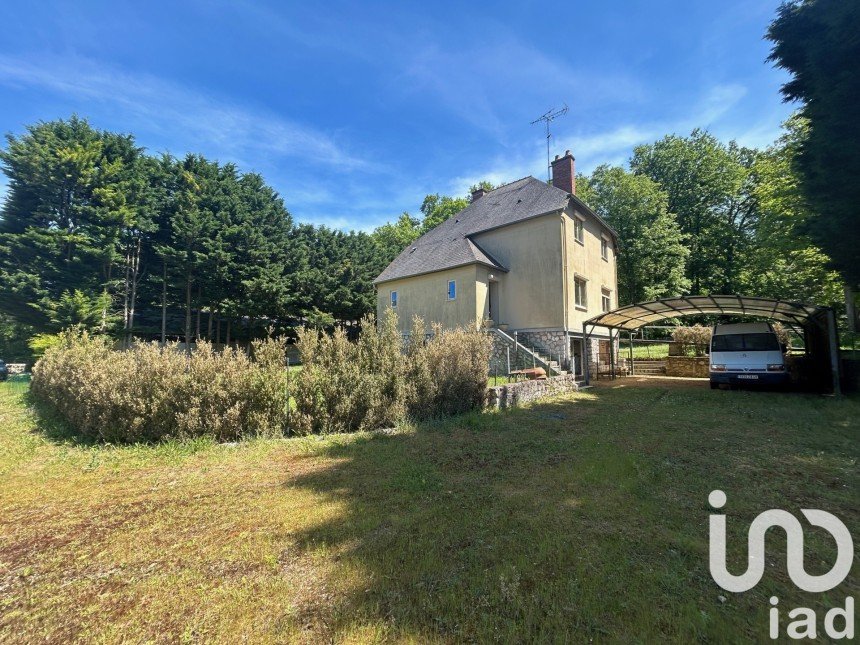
[585,295,826,331]
[582,295,840,394]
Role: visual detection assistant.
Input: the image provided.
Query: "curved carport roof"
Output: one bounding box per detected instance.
[585,295,828,331]
[582,295,840,394]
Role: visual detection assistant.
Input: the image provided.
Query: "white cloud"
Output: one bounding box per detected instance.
[697,83,749,126]
[0,54,376,172]
[395,30,646,138]
[451,81,760,189]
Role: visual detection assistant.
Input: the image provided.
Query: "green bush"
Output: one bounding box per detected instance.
[27,332,67,360]
[670,325,712,357]
[31,330,289,442]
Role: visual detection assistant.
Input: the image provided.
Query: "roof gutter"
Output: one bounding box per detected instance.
[373,259,509,286]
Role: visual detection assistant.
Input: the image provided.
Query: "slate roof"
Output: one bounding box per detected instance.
[376,176,585,284]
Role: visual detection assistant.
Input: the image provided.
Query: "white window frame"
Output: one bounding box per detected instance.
[573,215,585,245]
[601,236,609,261]
[390,290,398,308]
[574,275,588,310]
[601,287,611,313]
[447,279,456,301]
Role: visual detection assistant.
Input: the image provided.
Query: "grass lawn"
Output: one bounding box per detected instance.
[0,379,857,642]
[620,342,671,359]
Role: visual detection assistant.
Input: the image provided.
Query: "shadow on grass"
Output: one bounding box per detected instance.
[277,384,859,641]
[22,390,103,447]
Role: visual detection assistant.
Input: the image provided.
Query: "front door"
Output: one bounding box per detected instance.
[571,338,584,376]
[488,281,499,325]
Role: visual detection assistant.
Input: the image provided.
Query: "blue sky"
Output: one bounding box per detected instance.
[0,0,795,230]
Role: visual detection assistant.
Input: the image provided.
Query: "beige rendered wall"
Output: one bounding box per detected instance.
[375,207,616,335]
[563,204,618,333]
[376,264,481,332]
[471,213,565,330]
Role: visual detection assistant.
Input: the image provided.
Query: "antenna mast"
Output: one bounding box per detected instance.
[531,104,569,181]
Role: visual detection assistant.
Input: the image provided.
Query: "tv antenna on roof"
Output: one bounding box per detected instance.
[531,104,569,181]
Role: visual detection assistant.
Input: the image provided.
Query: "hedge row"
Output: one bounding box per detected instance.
[31,313,491,442]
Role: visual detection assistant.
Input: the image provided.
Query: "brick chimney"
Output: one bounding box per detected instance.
[551,150,576,195]
[471,187,487,202]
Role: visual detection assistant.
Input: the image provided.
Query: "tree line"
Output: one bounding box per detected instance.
[0,116,490,359]
[0,109,849,364]
[577,117,843,308]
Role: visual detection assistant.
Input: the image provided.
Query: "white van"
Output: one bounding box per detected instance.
[709,322,788,389]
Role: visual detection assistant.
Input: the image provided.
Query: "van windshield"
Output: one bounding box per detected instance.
[711,333,780,352]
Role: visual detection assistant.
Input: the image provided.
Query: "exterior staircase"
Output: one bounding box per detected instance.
[490,328,565,376]
[630,359,666,376]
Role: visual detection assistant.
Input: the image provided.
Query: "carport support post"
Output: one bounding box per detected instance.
[826,308,842,396]
[609,329,616,380]
[629,331,634,376]
[582,323,590,386]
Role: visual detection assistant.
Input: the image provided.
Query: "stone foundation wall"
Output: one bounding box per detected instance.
[486,374,580,409]
[517,330,568,365]
[665,356,709,378]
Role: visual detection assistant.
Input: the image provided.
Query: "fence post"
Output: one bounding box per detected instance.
[506,347,510,376]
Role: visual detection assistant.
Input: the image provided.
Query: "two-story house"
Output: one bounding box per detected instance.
[374,151,618,375]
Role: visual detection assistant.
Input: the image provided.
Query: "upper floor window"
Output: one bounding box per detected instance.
[601,288,612,312]
[390,290,398,308]
[574,216,585,244]
[601,237,609,261]
[447,280,456,301]
[574,276,587,310]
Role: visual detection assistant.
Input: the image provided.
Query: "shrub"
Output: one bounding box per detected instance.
[31,330,288,442]
[771,322,791,348]
[671,325,712,357]
[292,311,491,433]
[32,312,492,442]
[422,323,491,417]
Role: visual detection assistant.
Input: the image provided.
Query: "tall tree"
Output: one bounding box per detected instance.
[120,154,170,346]
[372,212,421,264]
[418,193,469,233]
[156,154,218,354]
[578,166,689,304]
[0,116,140,331]
[767,0,860,325]
[630,130,758,295]
[740,115,842,304]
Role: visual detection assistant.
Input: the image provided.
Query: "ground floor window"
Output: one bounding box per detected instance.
[574,277,587,309]
[447,280,456,300]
